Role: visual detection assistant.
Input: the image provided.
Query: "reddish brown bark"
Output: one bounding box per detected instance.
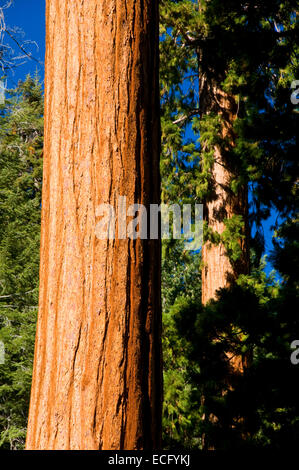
[201,84,249,305]
[26,0,161,450]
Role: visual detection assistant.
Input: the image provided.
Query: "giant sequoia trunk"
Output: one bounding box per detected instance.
[26,0,161,450]
[200,80,249,305]
[199,77,250,451]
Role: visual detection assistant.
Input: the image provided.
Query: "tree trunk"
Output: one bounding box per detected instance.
[201,80,249,305]
[26,0,161,450]
[199,77,250,451]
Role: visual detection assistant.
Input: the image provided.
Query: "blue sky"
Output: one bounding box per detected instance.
[4,0,45,88]
[3,0,279,278]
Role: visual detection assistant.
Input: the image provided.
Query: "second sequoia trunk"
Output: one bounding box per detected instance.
[26,0,161,450]
[201,79,249,305]
[199,75,250,451]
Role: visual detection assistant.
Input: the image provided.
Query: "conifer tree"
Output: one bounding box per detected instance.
[160,0,298,301]
[160,0,298,448]
[0,75,43,449]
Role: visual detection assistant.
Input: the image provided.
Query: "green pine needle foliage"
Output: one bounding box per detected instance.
[0,75,43,449]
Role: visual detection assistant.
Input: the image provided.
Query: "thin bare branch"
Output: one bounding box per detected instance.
[4,29,41,63]
[172,108,199,125]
